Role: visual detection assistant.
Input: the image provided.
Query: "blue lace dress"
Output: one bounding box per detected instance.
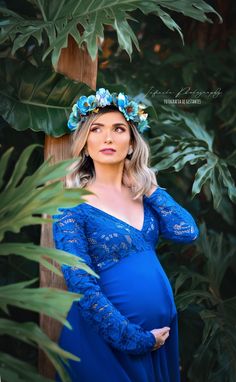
[52,187,199,382]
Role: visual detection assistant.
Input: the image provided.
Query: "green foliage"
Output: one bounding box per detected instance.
[0,352,52,382]
[173,223,236,382]
[1,279,82,326]
[149,105,236,209]
[0,59,93,137]
[0,0,222,65]
[0,243,94,277]
[0,319,80,382]
[0,145,97,382]
[0,145,92,240]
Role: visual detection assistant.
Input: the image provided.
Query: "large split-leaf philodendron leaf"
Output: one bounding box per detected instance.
[150,106,236,210]
[0,0,222,65]
[0,58,92,136]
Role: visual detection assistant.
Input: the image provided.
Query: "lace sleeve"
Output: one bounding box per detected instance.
[144,187,199,243]
[52,208,156,355]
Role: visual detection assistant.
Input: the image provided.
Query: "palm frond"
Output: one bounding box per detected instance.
[0,145,97,381]
[0,145,91,240]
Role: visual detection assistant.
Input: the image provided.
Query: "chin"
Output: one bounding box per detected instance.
[93,157,125,165]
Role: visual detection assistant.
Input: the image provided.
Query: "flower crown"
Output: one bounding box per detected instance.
[67,88,149,133]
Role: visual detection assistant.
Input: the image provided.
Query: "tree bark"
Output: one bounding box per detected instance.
[184,0,229,49]
[38,36,97,379]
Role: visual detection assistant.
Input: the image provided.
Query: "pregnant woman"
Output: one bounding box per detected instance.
[53,88,199,382]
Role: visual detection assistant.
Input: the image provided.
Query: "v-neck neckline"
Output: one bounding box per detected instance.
[82,199,147,233]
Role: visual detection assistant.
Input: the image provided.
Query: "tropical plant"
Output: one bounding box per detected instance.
[149,105,236,213]
[0,0,222,66]
[0,58,93,137]
[0,144,97,382]
[172,222,236,382]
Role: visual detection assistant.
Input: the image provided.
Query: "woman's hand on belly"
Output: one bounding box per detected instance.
[150,327,170,351]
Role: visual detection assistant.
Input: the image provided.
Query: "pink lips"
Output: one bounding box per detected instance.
[100,148,116,154]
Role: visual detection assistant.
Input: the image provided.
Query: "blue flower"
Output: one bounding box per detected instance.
[116,92,129,111]
[68,88,150,134]
[96,88,112,107]
[67,112,79,131]
[72,104,79,117]
[87,95,97,110]
[123,101,139,121]
[138,119,149,133]
[76,95,96,115]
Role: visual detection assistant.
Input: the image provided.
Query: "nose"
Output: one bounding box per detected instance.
[104,134,113,143]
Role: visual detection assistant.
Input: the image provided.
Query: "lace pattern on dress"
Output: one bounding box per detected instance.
[53,209,156,355]
[52,186,199,354]
[80,204,158,271]
[144,187,199,243]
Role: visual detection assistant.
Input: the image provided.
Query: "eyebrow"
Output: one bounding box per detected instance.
[91,122,128,127]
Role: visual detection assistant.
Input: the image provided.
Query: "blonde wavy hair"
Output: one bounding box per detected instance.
[66,107,157,199]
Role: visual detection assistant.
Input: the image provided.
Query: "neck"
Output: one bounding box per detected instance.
[92,162,124,191]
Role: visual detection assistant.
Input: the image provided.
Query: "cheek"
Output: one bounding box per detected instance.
[87,135,98,151]
[119,136,131,150]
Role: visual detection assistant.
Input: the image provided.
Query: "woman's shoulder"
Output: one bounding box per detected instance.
[143,185,167,199]
[52,204,88,240]
[52,203,87,223]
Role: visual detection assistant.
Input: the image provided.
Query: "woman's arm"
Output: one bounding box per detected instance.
[52,208,156,355]
[144,186,199,243]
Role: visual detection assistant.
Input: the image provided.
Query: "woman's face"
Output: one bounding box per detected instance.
[86,111,131,165]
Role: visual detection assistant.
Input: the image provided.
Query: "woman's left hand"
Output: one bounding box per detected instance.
[150,327,170,351]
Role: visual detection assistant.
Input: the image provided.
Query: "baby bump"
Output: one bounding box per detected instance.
[98,250,176,329]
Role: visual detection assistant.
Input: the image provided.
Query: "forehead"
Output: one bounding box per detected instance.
[92,111,128,125]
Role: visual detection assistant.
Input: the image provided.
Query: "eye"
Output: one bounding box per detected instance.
[90,127,101,132]
[115,126,126,132]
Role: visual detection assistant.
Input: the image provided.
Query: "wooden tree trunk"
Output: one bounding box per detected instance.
[184,0,229,49]
[39,36,97,379]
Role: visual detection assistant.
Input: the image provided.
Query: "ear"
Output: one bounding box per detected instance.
[128,146,133,155]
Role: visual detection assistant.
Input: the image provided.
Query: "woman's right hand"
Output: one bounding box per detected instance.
[150,327,170,351]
